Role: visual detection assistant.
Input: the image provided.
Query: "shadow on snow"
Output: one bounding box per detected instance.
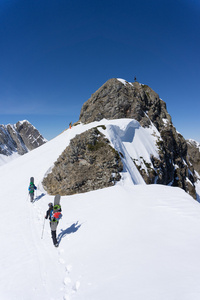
[58,221,82,244]
[34,193,46,202]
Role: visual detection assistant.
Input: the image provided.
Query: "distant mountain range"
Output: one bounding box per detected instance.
[0,120,46,162]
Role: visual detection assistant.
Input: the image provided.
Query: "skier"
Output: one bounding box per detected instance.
[45,202,62,247]
[45,202,54,220]
[28,179,37,202]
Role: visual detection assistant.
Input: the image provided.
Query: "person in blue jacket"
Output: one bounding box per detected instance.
[45,202,62,247]
[28,180,37,202]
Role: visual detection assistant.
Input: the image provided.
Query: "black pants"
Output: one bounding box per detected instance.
[51,230,58,245]
[30,192,34,202]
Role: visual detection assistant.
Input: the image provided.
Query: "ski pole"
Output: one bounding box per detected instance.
[41,218,45,239]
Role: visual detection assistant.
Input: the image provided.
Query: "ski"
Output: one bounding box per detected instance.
[54,194,61,206]
[30,177,34,184]
[29,177,36,202]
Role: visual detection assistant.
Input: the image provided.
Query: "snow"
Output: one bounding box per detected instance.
[17,120,33,128]
[0,152,20,166]
[188,139,200,151]
[117,78,133,86]
[18,119,30,124]
[1,119,200,300]
[162,118,170,126]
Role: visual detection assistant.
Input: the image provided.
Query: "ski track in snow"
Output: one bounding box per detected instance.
[30,196,81,300]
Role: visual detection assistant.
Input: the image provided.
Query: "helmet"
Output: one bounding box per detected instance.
[48,202,53,207]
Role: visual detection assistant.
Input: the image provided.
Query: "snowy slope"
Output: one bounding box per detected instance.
[1,119,200,300]
[0,152,21,166]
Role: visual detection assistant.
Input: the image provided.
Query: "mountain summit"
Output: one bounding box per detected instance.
[79,78,171,128]
[78,78,198,198]
[43,78,199,199]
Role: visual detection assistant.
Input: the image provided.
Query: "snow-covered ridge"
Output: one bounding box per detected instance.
[0,118,161,190]
[1,118,200,300]
[96,119,160,185]
[43,118,160,187]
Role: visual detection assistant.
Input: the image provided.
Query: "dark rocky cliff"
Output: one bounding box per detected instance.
[79,79,172,129]
[43,127,123,195]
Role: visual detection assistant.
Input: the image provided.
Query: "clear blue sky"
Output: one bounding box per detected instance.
[0,0,199,141]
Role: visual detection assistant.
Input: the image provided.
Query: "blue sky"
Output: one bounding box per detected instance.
[0,0,199,141]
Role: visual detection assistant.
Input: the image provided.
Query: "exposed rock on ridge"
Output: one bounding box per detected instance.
[186,140,200,175]
[42,127,123,195]
[0,120,46,156]
[79,78,172,130]
[79,78,197,199]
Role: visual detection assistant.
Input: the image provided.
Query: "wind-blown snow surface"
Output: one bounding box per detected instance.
[1,119,200,300]
[0,152,20,166]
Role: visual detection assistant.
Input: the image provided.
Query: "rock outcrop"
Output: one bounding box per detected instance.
[42,127,123,195]
[79,79,172,130]
[186,140,200,175]
[0,120,46,156]
[79,78,197,199]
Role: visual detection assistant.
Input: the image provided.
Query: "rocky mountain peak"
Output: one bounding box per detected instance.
[0,120,46,158]
[78,78,198,199]
[79,78,172,131]
[42,78,199,199]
